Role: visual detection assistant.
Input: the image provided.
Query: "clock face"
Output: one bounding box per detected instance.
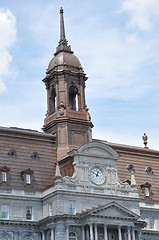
[91,167,103,184]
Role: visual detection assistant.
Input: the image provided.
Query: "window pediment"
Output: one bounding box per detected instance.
[21,168,34,175]
[0,166,10,172]
[141,182,151,188]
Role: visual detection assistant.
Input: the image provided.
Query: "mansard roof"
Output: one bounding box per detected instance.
[104,140,159,202]
[0,127,56,191]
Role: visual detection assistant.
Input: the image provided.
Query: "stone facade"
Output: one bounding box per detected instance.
[0,7,159,240]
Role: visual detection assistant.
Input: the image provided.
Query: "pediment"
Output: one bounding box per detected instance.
[83,201,139,220]
[69,141,119,160]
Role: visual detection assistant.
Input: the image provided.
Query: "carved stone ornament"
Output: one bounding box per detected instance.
[58,101,65,116]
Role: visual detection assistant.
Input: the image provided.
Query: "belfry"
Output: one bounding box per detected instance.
[43,7,93,159]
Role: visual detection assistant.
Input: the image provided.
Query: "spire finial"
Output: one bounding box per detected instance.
[59,7,67,45]
[54,8,73,55]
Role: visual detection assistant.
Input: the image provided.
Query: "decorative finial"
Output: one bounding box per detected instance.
[142,133,148,148]
[55,163,62,178]
[131,172,137,188]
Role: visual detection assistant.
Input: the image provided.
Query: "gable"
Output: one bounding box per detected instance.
[69,141,119,160]
[84,202,139,220]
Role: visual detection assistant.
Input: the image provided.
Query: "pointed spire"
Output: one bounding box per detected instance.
[55,7,73,55]
[55,163,62,178]
[59,7,67,44]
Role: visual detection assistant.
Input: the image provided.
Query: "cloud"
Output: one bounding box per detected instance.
[0,8,16,94]
[72,24,158,100]
[120,0,159,30]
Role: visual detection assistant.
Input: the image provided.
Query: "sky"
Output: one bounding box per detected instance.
[0,0,159,150]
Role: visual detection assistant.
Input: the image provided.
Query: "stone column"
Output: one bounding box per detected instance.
[137,229,142,240]
[82,226,85,240]
[123,230,127,240]
[104,224,108,240]
[128,227,131,240]
[118,226,122,240]
[66,225,69,240]
[132,227,135,240]
[51,227,55,240]
[94,224,98,240]
[86,227,89,240]
[55,220,65,240]
[13,231,18,240]
[89,223,94,240]
[41,231,45,240]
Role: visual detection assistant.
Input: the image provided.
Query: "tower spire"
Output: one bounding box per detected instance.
[55,7,72,55]
[59,7,67,44]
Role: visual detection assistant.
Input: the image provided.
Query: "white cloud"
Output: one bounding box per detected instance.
[0,8,16,94]
[73,25,157,100]
[120,0,159,30]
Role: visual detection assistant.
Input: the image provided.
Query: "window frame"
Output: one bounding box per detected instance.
[1,204,9,219]
[26,206,33,220]
[69,200,76,215]
[141,182,152,198]
[21,168,34,185]
[69,232,77,240]
[48,202,53,216]
[26,174,31,184]
[0,166,10,184]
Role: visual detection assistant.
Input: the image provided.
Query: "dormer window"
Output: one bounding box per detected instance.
[31,151,39,160]
[141,182,152,198]
[146,166,153,174]
[127,164,135,173]
[21,168,34,185]
[0,166,10,184]
[8,149,16,157]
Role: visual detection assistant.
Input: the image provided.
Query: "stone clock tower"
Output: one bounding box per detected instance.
[43,8,93,160]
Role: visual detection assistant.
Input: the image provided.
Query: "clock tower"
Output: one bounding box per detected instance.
[43,8,93,160]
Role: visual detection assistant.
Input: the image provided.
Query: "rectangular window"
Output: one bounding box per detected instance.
[1,205,9,219]
[2,172,7,182]
[145,187,150,197]
[69,200,76,215]
[149,217,155,229]
[26,206,33,220]
[26,174,31,184]
[48,202,53,216]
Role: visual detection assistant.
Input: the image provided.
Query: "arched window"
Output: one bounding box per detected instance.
[50,88,56,113]
[69,86,78,111]
[49,88,56,114]
[69,232,77,240]
[52,88,56,112]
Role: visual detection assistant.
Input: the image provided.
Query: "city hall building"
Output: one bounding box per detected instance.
[0,7,159,240]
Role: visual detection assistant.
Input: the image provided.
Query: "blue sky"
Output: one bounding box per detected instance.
[0,0,159,150]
